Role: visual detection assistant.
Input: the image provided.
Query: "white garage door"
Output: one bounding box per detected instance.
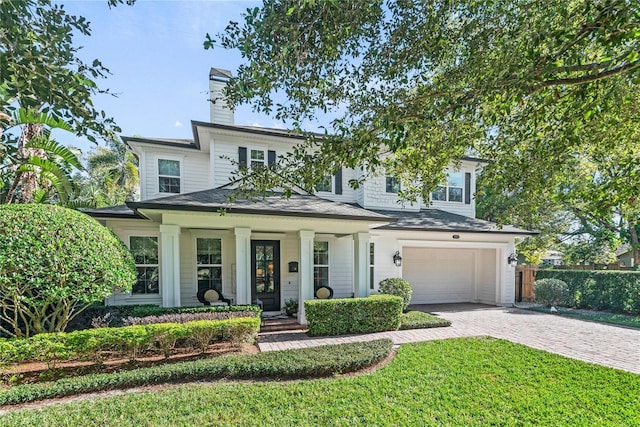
[403,247,476,304]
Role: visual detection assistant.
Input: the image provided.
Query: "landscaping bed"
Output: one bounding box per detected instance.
[400,310,451,329]
[524,305,640,328]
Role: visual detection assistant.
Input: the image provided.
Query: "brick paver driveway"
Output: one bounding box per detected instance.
[258,304,639,373]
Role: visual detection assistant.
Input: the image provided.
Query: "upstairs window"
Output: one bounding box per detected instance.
[432,172,463,203]
[158,159,180,193]
[250,149,265,168]
[130,236,159,294]
[386,176,401,193]
[315,176,332,192]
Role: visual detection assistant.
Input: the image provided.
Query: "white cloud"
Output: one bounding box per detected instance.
[174,120,183,127]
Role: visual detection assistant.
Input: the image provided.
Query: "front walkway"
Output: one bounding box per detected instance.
[258,304,640,373]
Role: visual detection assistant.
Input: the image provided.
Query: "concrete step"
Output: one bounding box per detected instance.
[260,316,307,333]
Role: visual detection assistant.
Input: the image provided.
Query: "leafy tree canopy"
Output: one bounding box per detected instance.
[211,0,640,260]
[0,0,120,142]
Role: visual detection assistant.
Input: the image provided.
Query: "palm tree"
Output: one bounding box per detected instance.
[1,109,82,204]
[83,138,139,207]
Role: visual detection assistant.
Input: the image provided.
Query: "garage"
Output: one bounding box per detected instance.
[402,247,497,304]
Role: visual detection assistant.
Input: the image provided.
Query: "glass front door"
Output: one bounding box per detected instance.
[251,240,280,311]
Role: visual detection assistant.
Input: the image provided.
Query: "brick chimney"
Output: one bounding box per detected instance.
[209,67,234,125]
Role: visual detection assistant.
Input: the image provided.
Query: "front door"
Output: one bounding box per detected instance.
[251,240,280,311]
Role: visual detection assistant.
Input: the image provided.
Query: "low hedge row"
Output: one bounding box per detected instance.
[0,339,394,407]
[399,311,451,330]
[123,310,260,326]
[129,304,262,318]
[305,295,403,336]
[536,270,640,314]
[0,317,260,366]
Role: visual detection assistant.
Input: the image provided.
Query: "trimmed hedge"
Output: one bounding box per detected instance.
[536,270,640,314]
[533,278,569,307]
[0,317,260,366]
[399,311,451,330]
[305,295,403,336]
[129,304,262,318]
[379,278,413,311]
[0,339,394,407]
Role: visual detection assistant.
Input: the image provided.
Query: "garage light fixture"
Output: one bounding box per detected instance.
[508,253,518,267]
[393,251,402,267]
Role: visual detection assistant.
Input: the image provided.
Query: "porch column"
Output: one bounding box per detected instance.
[298,230,315,325]
[234,227,251,305]
[159,224,181,307]
[353,232,371,298]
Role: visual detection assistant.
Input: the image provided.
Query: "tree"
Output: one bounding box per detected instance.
[79,138,139,207]
[0,204,136,337]
[1,0,122,203]
[0,109,82,204]
[211,0,640,259]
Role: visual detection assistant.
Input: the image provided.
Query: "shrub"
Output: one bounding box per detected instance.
[123,309,260,326]
[129,304,261,318]
[378,278,413,310]
[0,339,394,406]
[400,311,451,330]
[305,295,403,336]
[533,278,569,307]
[536,270,640,314]
[0,204,136,337]
[0,318,261,365]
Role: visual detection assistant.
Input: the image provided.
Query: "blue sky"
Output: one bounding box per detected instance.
[59,0,289,153]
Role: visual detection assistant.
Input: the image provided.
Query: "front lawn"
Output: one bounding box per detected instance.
[526,305,640,328]
[2,337,638,426]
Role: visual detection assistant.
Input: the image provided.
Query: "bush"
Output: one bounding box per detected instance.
[0,339,394,406]
[0,317,261,365]
[129,304,262,318]
[400,311,451,330]
[0,204,136,337]
[305,295,403,336]
[123,309,260,326]
[536,270,640,314]
[533,278,569,307]
[378,278,413,310]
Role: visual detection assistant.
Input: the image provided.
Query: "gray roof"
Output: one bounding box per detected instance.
[82,205,141,219]
[371,208,537,235]
[126,189,392,222]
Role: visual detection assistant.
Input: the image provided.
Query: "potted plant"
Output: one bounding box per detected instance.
[284,298,298,317]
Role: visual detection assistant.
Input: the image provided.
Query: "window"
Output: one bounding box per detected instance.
[386,176,400,193]
[315,176,332,192]
[369,242,375,290]
[130,236,159,294]
[250,149,265,168]
[196,238,222,293]
[158,159,180,193]
[432,172,463,202]
[313,241,329,291]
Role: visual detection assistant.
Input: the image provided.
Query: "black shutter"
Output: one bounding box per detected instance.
[268,150,276,166]
[335,168,343,194]
[238,147,247,169]
[465,172,471,205]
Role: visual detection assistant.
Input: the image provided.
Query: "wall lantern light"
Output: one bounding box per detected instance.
[508,253,518,267]
[393,251,403,267]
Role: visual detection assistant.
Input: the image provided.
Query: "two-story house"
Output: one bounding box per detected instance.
[87,68,535,323]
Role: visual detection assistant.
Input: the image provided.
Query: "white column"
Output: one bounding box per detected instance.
[501,241,517,306]
[298,230,315,325]
[353,232,371,298]
[234,227,251,305]
[159,224,181,307]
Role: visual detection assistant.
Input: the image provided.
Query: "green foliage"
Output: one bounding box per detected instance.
[400,311,451,330]
[378,278,413,310]
[128,304,262,318]
[2,338,639,426]
[0,339,394,407]
[0,204,136,337]
[536,270,640,314]
[0,318,261,366]
[533,279,570,307]
[525,306,640,329]
[304,295,403,336]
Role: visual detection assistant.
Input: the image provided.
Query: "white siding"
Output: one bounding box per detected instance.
[279,233,300,306]
[314,167,359,204]
[361,176,420,211]
[326,236,354,298]
[476,249,497,303]
[370,235,402,292]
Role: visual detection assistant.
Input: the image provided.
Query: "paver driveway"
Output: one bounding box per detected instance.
[258,304,640,373]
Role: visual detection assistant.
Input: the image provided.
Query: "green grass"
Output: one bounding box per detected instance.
[400,310,451,329]
[526,305,640,328]
[2,338,638,426]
